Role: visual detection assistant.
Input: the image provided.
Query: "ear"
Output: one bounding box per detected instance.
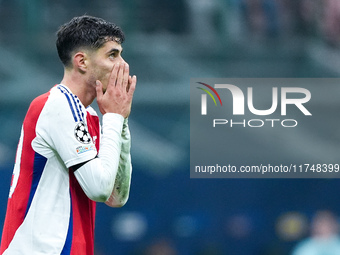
[73,52,87,73]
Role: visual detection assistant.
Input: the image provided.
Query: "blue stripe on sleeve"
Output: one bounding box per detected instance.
[25,152,47,216]
[61,195,73,255]
[70,94,83,122]
[57,85,78,122]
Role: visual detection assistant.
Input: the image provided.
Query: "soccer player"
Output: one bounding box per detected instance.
[0,15,136,254]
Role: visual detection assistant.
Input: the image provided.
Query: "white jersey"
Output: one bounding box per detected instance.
[1,84,112,254]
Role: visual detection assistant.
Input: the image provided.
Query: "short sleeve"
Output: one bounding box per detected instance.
[32,87,97,168]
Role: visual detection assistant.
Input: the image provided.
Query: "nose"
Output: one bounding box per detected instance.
[120,57,127,65]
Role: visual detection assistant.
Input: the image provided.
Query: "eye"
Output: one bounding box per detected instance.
[109,52,117,58]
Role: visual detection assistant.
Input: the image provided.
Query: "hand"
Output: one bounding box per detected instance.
[96,63,137,118]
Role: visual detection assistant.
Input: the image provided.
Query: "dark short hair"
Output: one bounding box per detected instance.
[56,15,125,67]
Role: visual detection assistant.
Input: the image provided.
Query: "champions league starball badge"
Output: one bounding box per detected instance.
[74,122,92,144]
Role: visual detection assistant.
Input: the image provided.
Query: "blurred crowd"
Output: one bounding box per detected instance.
[125,210,340,255]
[1,0,340,48]
[186,0,340,47]
[292,210,340,255]
[235,0,340,46]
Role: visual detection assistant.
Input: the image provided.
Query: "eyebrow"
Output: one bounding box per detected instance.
[107,48,123,55]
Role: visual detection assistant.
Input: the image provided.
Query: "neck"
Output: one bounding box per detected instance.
[60,69,96,108]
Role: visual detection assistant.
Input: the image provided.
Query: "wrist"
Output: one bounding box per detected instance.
[102,113,125,133]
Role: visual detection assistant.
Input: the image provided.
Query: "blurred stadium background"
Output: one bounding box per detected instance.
[1,0,340,254]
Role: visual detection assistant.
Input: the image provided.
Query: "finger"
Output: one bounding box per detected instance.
[116,63,125,88]
[127,75,132,92]
[122,63,129,90]
[108,64,119,88]
[128,75,137,96]
[96,80,103,101]
[96,80,107,115]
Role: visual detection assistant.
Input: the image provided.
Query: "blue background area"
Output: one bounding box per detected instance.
[1,1,340,254]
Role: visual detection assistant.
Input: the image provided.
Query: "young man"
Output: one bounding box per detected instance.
[0,15,136,254]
